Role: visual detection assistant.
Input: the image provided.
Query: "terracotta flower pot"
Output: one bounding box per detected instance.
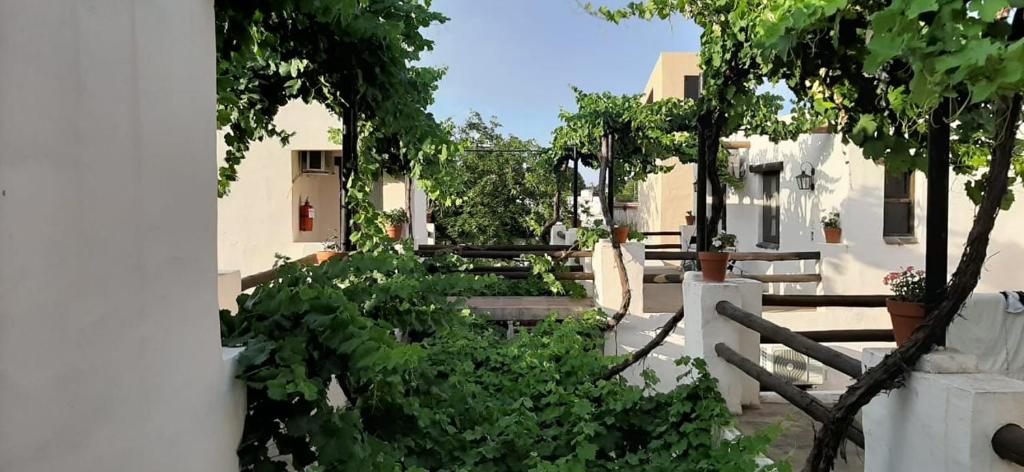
[685,215,696,225]
[698,251,730,283]
[886,298,926,346]
[386,225,403,241]
[612,226,630,244]
[315,251,345,265]
[823,227,842,244]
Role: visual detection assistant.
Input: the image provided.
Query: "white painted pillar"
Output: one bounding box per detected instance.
[217,270,242,313]
[680,224,696,250]
[862,348,1024,472]
[0,3,242,471]
[682,273,764,413]
[550,223,567,245]
[593,240,644,316]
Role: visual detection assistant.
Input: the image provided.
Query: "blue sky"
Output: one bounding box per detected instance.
[421,1,702,146]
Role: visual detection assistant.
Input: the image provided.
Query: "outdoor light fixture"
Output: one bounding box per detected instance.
[796,162,816,191]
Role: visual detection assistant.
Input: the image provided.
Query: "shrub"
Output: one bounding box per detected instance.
[222,249,784,471]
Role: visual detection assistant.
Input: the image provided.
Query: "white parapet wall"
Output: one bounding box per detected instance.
[0,2,243,471]
[862,348,1024,472]
[682,273,764,413]
[593,241,644,316]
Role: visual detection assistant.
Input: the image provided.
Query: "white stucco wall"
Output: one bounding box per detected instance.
[217,101,343,276]
[723,132,1024,296]
[0,2,241,471]
[217,101,429,275]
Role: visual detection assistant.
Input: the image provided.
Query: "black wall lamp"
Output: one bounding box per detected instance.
[796,162,816,191]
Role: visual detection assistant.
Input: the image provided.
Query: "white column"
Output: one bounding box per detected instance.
[680,224,696,250]
[0,3,241,471]
[682,273,764,413]
[217,270,242,313]
[592,240,644,316]
[863,348,1024,472]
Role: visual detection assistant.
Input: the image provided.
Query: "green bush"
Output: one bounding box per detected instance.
[222,250,785,471]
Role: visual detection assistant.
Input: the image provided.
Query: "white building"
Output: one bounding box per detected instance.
[217,100,431,277]
[724,130,1024,297]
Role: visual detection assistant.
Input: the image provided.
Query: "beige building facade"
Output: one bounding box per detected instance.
[637,53,700,243]
[217,100,429,277]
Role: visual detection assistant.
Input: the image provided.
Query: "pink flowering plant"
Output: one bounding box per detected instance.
[883,267,926,303]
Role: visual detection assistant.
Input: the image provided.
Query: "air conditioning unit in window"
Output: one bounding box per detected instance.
[759,346,825,386]
[299,150,331,174]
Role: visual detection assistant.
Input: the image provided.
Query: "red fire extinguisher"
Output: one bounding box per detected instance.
[299,197,314,232]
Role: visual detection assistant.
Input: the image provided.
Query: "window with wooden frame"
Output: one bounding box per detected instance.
[883,167,916,242]
[760,171,781,248]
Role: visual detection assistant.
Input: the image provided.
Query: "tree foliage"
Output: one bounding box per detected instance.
[756,0,1024,203]
[432,113,575,244]
[215,0,449,196]
[592,0,817,237]
[222,249,786,471]
[593,1,1024,470]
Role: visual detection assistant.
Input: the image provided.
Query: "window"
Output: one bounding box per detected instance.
[760,171,780,247]
[299,150,330,174]
[684,75,702,100]
[883,168,915,240]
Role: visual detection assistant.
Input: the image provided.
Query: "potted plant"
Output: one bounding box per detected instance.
[821,210,842,243]
[382,208,408,240]
[685,210,696,226]
[316,233,346,264]
[883,267,926,346]
[699,232,736,282]
[612,224,631,244]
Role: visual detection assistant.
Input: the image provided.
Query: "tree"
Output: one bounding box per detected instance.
[594,0,815,247]
[595,1,1024,469]
[431,112,574,244]
[753,2,1024,469]
[215,0,448,196]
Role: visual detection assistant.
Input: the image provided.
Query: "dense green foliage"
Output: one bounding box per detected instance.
[592,0,816,235]
[215,0,449,196]
[596,0,1023,205]
[223,249,784,471]
[755,0,1024,204]
[432,113,575,244]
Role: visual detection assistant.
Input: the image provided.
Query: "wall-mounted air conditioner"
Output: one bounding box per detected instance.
[299,150,331,174]
[759,346,825,386]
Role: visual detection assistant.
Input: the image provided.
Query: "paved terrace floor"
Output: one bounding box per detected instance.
[737,402,865,471]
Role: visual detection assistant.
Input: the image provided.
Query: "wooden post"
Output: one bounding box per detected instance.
[572,149,580,228]
[606,135,615,226]
[696,142,708,252]
[342,105,358,251]
[927,98,950,346]
[992,423,1024,466]
[715,343,865,448]
[715,300,863,378]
